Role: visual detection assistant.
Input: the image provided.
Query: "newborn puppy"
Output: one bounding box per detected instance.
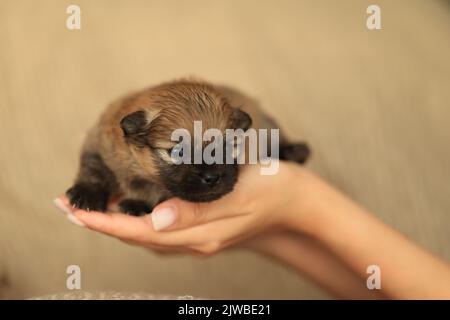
[66,80,310,216]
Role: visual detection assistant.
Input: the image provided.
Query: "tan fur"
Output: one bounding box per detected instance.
[79,79,286,205]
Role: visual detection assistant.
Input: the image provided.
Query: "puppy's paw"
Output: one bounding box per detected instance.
[119,199,153,216]
[280,143,311,164]
[66,183,108,212]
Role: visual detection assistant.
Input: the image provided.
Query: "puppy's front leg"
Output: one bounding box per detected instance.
[118,177,168,216]
[66,152,117,212]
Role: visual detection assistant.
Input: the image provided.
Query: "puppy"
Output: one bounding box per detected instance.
[66,80,310,216]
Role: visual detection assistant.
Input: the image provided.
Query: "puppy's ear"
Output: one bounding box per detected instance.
[231,108,252,131]
[120,110,153,146]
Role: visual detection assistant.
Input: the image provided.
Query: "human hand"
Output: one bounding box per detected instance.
[54,161,313,256]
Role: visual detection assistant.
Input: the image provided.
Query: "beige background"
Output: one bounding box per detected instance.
[0,0,449,299]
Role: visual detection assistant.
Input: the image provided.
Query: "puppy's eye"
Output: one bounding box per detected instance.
[169,145,184,157]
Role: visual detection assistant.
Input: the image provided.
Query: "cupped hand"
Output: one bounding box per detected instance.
[54,161,310,256]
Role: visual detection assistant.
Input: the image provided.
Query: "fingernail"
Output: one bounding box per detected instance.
[151,206,176,231]
[53,198,86,228]
[66,212,86,227]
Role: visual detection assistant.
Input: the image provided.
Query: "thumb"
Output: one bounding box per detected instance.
[150,196,247,232]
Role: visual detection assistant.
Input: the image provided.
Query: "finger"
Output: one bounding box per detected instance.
[150,195,249,232]
[67,199,239,247]
[57,195,192,245]
[74,209,155,241]
[55,196,152,239]
[119,238,190,255]
[57,196,254,248]
[73,198,253,247]
[53,197,87,227]
[58,193,245,236]
[151,212,257,247]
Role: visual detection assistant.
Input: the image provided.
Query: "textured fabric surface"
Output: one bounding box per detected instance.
[0,0,449,299]
[30,291,198,300]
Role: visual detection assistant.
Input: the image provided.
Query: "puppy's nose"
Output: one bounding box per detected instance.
[200,172,221,186]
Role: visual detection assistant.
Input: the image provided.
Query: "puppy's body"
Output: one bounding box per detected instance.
[67,80,309,215]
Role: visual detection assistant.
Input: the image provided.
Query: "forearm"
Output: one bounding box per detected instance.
[250,230,385,299]
[287,169,450,299]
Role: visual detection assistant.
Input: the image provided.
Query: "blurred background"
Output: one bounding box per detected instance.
[0,0,449,299]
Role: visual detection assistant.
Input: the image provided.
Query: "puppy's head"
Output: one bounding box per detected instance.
[119,82,252,202]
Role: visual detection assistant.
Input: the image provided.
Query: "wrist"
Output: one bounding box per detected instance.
[279,166,332,237]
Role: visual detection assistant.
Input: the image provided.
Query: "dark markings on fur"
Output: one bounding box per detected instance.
[119,199,153,216]
[157,155,240,202]
[231,107,252,130]
[280,143,310,164]
[120,110,150,147]
[129,177,154,191]
[66,152,118,211]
